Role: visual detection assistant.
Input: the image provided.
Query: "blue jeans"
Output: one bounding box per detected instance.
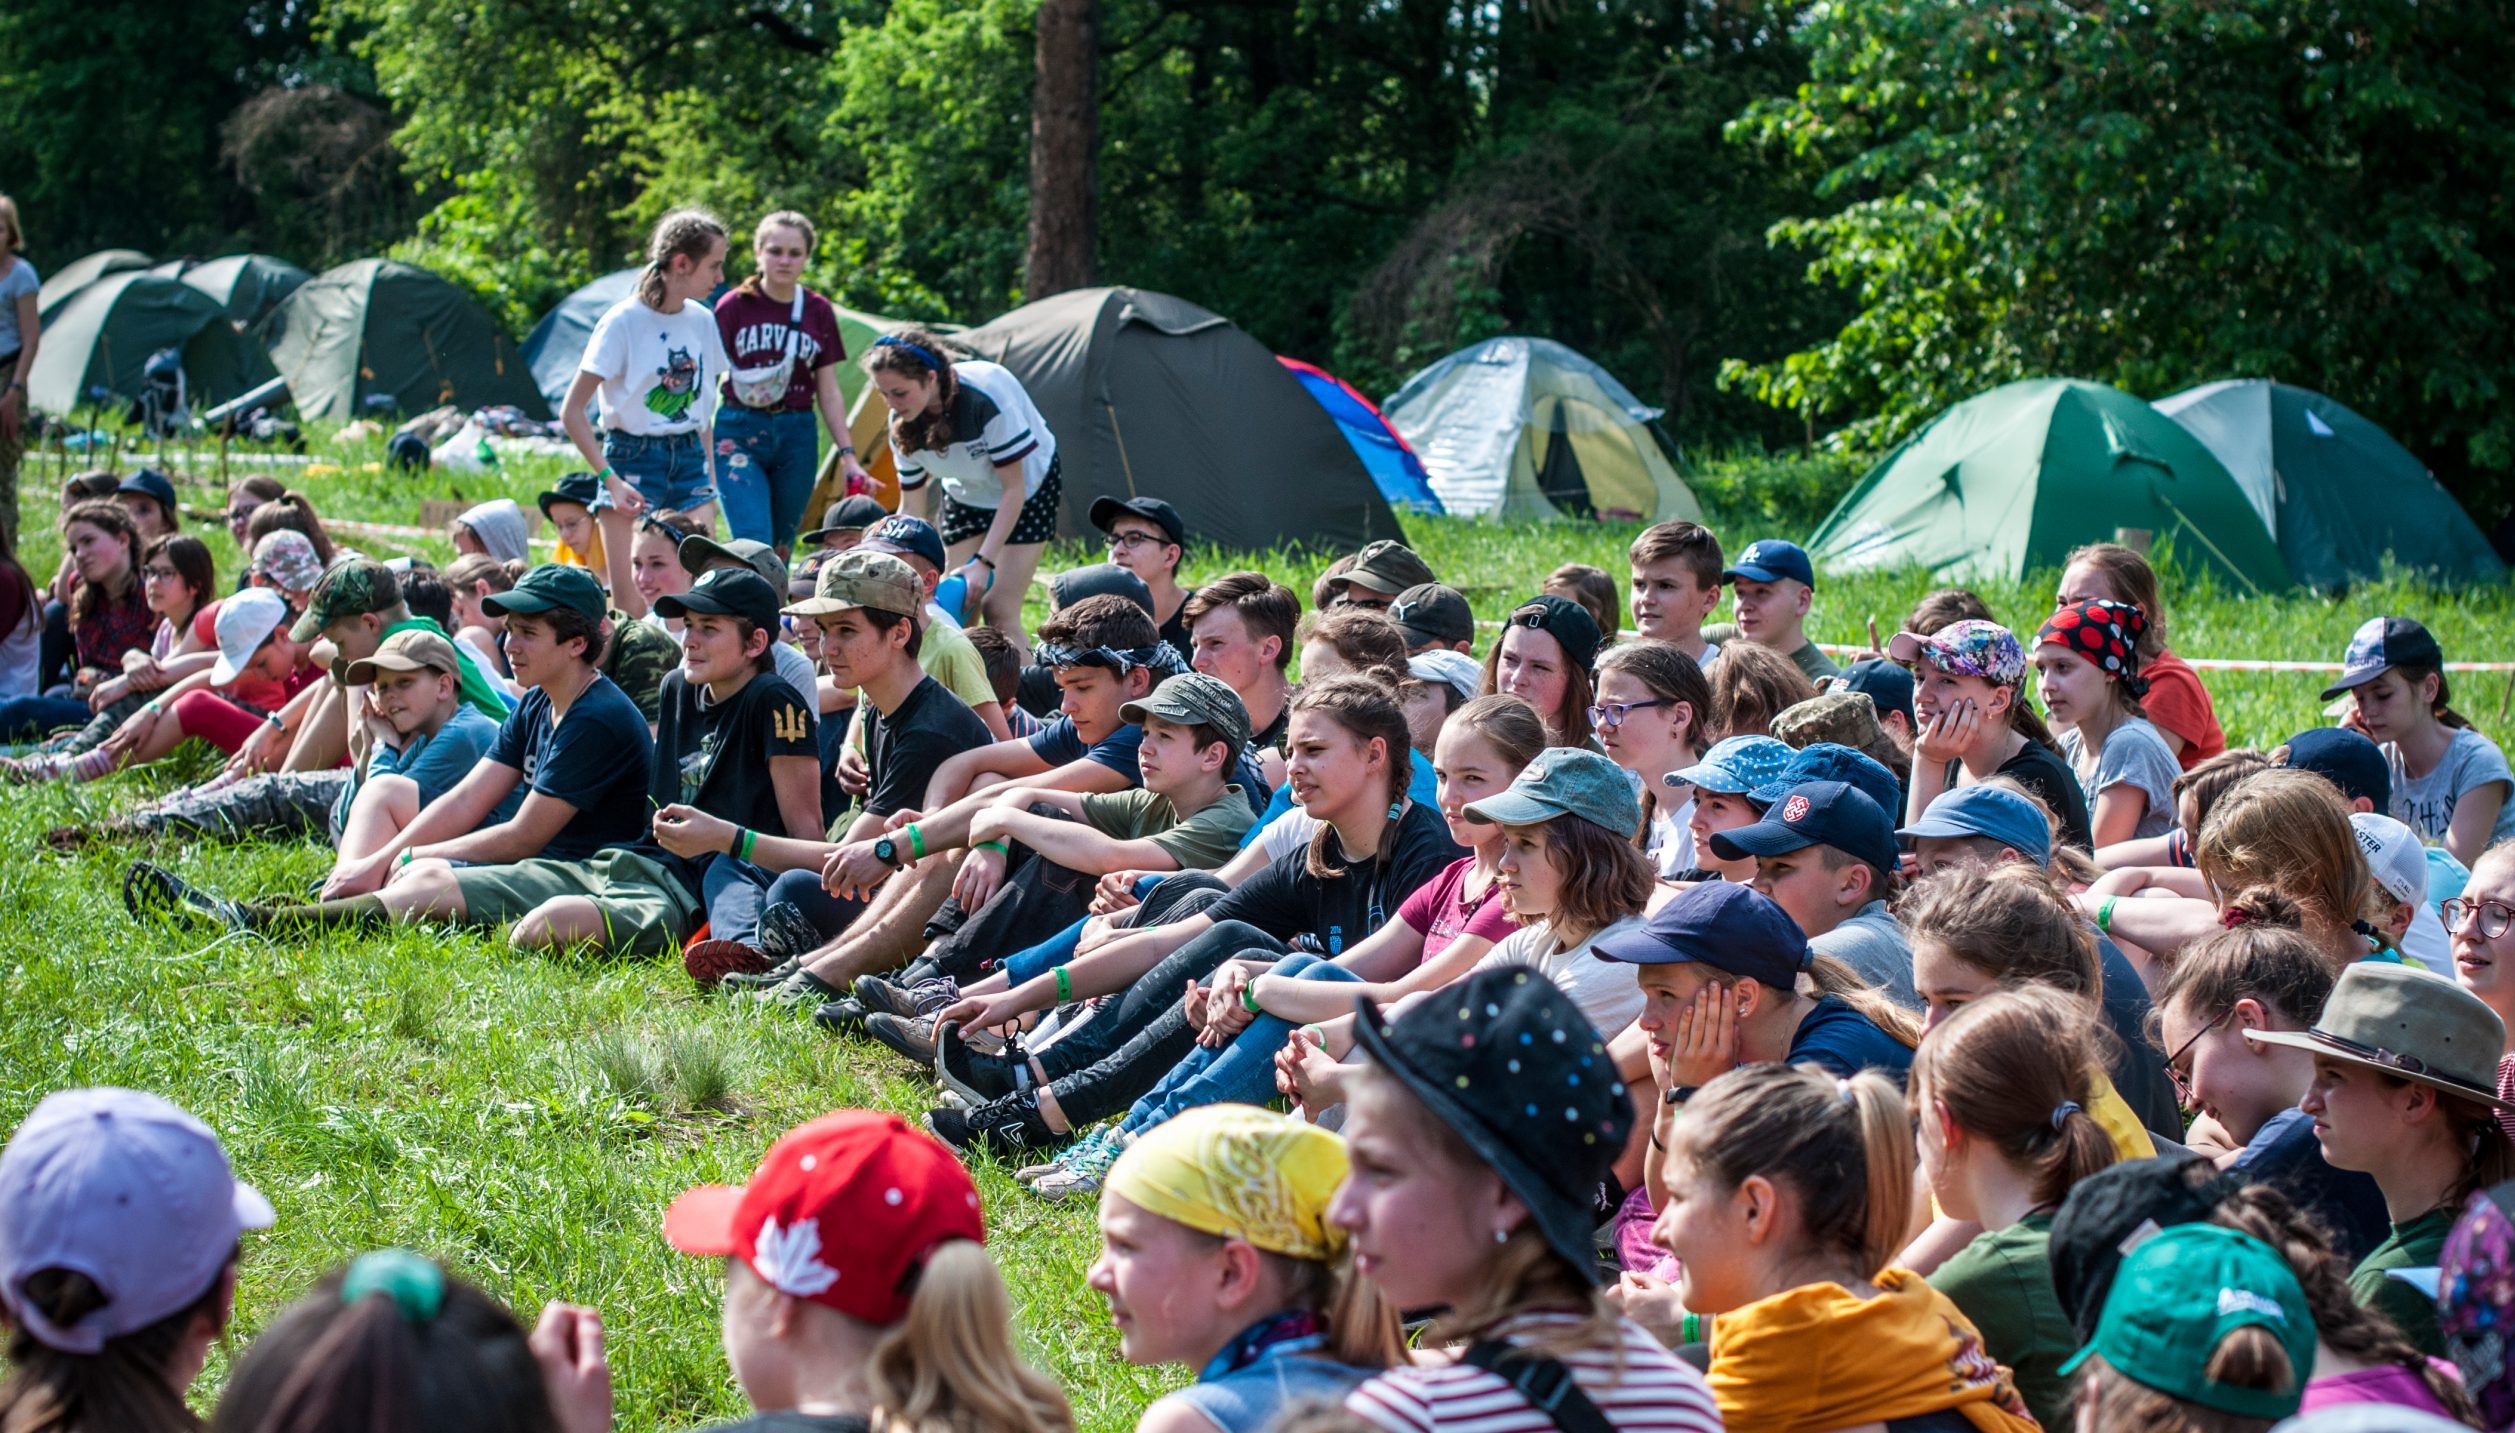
[603,430,717,513]
[716,407,820,548]
[1117,953,1357,1132]
[999,872,1170,985]
[0,694,95,743]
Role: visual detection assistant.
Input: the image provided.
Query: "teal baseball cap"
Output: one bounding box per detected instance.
[2060,1224,2314,1421]
[1462,747,1641,839]
[481,564,607,622]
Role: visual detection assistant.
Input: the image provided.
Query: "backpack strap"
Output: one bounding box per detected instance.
[1459,1341,1618,1433]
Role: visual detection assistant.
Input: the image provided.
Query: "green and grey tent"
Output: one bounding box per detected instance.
[265,259,544,420]
[175,255,311,332]
[1809,378,2292,592]
[36,249,151,319]
[2153,380,2504,592]
[25,271,276,415]
[949,287,1400,553]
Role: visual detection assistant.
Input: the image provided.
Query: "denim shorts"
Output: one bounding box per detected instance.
[604,429,717,514]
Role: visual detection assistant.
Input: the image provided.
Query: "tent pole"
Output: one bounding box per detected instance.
[1102,398,1139,498]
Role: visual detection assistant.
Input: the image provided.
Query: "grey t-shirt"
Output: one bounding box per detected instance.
[0,258,37,357]
[1810,899,1917,1009]
[2390,726,2515,848]
[2063,716,2183,840]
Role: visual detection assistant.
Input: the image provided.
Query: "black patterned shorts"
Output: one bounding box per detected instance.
[937,454,1063,548]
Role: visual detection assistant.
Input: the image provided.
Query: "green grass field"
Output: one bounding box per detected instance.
[3,430,2509,1427]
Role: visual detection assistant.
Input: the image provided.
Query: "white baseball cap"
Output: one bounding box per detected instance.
[1406,649,1482,703]
[209,587,290,686]
[2349,811,2427,906]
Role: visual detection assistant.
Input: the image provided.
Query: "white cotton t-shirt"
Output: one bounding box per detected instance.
[1476,916,1647,1037]
[889,359,1057,508]
[580,293,730,437]
[1649,796,1696,878]
[2388,725,2515,849]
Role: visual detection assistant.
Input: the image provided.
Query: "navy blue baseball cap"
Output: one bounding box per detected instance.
[1592,881,1810,989]
[1896,785,2052,866]
[116,468,179,515]
[1828,658,1915,726]
[862,514,949,574]
[2321,616,2444,701]
[1710,779,1900,875]
[1750,742,1901,822]
[1722,539,1814,589]
[2278,727,2391,811]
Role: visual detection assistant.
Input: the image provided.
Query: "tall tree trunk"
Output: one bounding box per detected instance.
[1025,0,1098,298]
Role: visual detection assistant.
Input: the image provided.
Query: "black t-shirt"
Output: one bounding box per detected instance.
[864,675,993,819]
[1014,661,1061,720]
[1788,995,1915,1079]
[2096,934,2183,1139]
[1157,588,1196,652]
[643,668,819,886]
[484,675,656,861]
[1203,799,1463,957]
[2233,1106,2392,1264]
[1980,741,2094,851]
[1250,693,1291,755]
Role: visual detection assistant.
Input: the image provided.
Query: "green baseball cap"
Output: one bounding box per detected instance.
[481,564,607,622]
[1120,672,1250,752]
[680,534,790,591]
[2060,1224,2314,1420]
[1461,747,1641,839]
[1333,540,1437,597]
[783,549,923,620]
[290,558,400,642]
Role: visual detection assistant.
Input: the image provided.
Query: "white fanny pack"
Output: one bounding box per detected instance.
[726,289,805,409]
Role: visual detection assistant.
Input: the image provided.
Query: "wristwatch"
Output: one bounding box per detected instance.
[1664,1085,1700,1107]
[873,836,902,868]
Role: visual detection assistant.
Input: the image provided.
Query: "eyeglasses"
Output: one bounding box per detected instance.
[141,564,182,581]
[1586,698,1672,730]
[2445,897,2515,941]
[1104,530,1166,552]
[2165,1006,2234,1109]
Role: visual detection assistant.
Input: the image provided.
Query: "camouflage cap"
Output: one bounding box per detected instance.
[290,557,401,641]
[784,549,923,620]
[1770,690,1886,753]
[1120,672,1251,753]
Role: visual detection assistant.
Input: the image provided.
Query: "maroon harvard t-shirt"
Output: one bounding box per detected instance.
[713,287,846,412]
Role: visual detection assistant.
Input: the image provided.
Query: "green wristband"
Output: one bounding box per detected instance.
[906,823,927,860]
[1054,966,1072,1002]
[737,827,757,863]
[1240,979,1262,1014]
[2097,895,2119,934]
[976,839,1009,856]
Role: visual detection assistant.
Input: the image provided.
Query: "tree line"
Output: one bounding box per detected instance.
[4,0,2509,517]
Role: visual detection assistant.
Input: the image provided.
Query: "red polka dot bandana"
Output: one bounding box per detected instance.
[2037,599,2149,696]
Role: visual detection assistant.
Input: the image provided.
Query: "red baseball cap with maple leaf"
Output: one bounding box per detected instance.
[663,1110,984,1324]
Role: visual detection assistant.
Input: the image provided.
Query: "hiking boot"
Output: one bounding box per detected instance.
[935,1020,1026,1106]
[746,969,843,1009]
[1031,1129,1125,1200]
[719,956,802,991]
[755,902,822,965]
[862,1010,941,1066]
[122,862,247,934]
[683,939,772,988]
[854,972,961,1021]
[811,999,868,1036]
[924,1093,1058,1157]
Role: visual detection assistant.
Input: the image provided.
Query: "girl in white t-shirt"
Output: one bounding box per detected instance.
[561,208,732,522]
[1593,641,1711,878]
[868,330,1060,646]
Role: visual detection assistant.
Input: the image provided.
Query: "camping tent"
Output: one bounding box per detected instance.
[37,250,152,319]
[2152,380,2504,591]
[520,270,906,415]
[1279,357,1442,514]
[1809,378,2292,592]
[25,271,277,416]
[1381,337,1700,524]
[266,258,545,420]
[178,255,311,332]
[948,287,1400,553]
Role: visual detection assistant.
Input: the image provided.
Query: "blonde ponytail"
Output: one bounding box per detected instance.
[863,1243,1074,1433]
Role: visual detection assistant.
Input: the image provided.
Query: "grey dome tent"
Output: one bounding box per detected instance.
[177,255,311,332]
[37,249,152,319]
[522,268,639,414]
[2152,379,2504,592]
[265,258,544,420]
[948,287,1400,553]
[25,271,276,416]
[1381,337,1702,523]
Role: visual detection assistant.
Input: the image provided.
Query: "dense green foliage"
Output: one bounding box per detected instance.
[4,0,2512,518]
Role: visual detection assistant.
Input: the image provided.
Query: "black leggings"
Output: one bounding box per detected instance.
[1031,917,1290,1128]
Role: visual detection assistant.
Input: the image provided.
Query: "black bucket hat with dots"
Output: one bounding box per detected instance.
[1351,965,1632,1283]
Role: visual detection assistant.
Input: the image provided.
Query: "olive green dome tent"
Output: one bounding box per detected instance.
[265,258,544,420]
[36,249,151,319]
[175,255,311,332]
[25,271,277,415]
[1809,378,2293,592]
[2152,379,2504,592]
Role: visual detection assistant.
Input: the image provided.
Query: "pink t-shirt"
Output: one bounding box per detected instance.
[1394,856,1518,960]
[2299,1361,2458,1417]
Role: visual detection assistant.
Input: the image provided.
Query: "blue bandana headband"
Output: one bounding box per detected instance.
[873,335,946,372]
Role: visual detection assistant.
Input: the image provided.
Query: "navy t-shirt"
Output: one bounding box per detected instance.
[1788,995,1915,1079]
[2232,1106,2392,1264]
[1028,716,1271,815]
[485,675,656,862]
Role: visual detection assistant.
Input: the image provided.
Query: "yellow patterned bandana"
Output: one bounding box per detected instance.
[1104,1106,1349,1262]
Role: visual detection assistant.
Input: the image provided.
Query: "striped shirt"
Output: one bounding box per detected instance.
[889,359,1057,508]
[1347,1314,1724,1433]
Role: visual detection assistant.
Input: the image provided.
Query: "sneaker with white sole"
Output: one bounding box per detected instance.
[1031,1129,1125,1200]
